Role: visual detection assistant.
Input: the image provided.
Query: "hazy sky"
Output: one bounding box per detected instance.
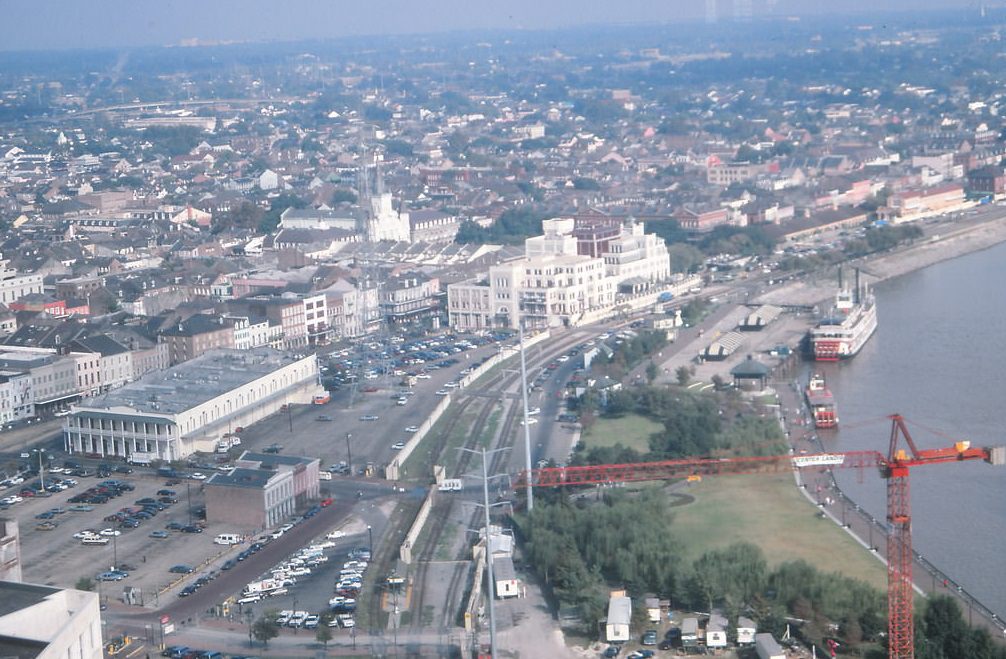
[0,0,975,52]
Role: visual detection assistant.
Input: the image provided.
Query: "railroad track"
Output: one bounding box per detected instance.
[404,327,600,632]
[362,395,479,631]
[438,397,522,629]
[408,381,514,629]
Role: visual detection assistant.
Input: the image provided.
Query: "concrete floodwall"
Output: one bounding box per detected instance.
[464,542,487,632]
[399,485,436,564]
[386,330,551,481]
[385,393,451,481]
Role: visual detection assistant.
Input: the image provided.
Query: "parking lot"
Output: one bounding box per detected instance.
[233,332,515,479]
[6,469,244,598]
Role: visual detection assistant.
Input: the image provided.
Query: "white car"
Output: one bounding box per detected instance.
[405,425,420,433]
[190,472,207,480]
[99,528,121,537]
[0,496,22,505]
[391,442,406,450]
[73,530,99,539]
[415,373,431,379]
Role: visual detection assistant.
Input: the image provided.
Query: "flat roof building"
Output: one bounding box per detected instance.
[235,451,321,507]
[63,348,322,462]
[204,467,295,530]
[0,581,102,659]
[0,519,21,582]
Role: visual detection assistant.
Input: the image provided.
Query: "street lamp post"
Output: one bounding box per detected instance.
[517,319,534,511]
[367,525,373,556]
[245,609,254,647]
[345,433,353,475]
[112,531,118,571]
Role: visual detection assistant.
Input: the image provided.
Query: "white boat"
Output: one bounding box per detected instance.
[810,269,878,361]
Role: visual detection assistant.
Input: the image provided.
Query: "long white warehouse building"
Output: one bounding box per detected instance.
[63,348,322,462]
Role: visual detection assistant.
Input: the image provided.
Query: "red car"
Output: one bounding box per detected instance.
[320,498,334,507]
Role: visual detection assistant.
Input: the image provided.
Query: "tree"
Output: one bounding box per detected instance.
[675,365,692,387]
[315,623,333,648]
[259,193,307,234]
[75,576,94,591]
[646,361,659,384]
[252,615,279,647]
[330,189,357,204]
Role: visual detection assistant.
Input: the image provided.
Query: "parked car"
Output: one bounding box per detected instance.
[169,565,194,574]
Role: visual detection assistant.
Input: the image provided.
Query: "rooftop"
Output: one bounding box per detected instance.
[205,467,284,490]
[74,348,314,416]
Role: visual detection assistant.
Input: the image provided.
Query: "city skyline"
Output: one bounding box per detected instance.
[0,0,985,52]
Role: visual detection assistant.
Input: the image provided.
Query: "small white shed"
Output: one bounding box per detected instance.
[492,556,521,599]
[605,592,632,642]
[755,633,785,659]
[706,612,728,648]
[736,616,757,645]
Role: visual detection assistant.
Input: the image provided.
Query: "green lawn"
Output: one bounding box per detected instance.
[670,473,888,590]
[582,413,663,453]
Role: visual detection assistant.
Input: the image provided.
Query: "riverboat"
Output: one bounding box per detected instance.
[805,373,838,429]
[809,268,878,361]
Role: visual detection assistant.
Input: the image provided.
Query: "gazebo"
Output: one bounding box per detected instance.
[730,354,771,390]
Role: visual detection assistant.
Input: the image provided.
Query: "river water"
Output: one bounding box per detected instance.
[816,240,1006,616]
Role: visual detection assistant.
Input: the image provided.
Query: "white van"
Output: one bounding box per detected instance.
[214,533,242,545]
[318,471,332,481]
[81,536,109,545]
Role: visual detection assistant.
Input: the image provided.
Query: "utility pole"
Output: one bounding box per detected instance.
[38,450,45,492]
[461,446,508,658]
[517,319,534,511]
[479,448,498,657]
[345,433,352,475]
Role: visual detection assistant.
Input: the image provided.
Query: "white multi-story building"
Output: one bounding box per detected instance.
[302,293,329,345]
[226,315,275,350]
[600,220,671,284]
[63,348,322,462]
[0,581,103,659]
[324,283,380,338]
[0,371,33,424]
[0,256,42,305]
[448,217,670,330]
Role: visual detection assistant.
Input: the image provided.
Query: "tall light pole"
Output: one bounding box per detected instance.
[367,525,373,556]
[460,446,507,659]
[478,448,498,656]
[517,319,534,511]
[345,433,353,475]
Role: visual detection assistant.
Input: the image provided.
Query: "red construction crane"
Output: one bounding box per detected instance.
[516,415,1005,659]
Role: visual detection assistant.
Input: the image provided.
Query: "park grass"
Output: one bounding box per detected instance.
[669,472,888,590]
[581,413,663,453]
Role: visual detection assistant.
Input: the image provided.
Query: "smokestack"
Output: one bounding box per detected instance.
[838,266,844,291]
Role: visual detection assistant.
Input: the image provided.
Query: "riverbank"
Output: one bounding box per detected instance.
[757,210,1006,307]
